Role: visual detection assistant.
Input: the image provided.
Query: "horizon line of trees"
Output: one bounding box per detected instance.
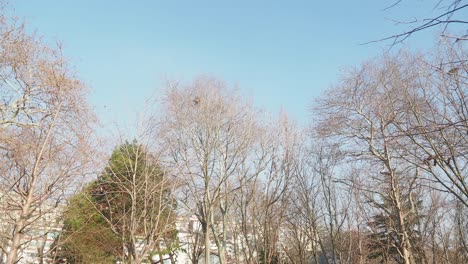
[0,1,466,264]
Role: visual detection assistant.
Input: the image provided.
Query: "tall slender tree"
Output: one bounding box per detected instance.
[0,9,97,263]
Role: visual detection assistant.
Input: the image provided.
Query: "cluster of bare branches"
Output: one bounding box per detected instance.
[372,0,468,45]
[0,9,98,264]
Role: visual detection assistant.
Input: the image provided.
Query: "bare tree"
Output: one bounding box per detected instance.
[281,136,318,264]
[227,115,300,264]
[312,52,437,264]
[157,77,261,264]
[282,136,363,264]
[254,116,296,264]
[0,16,97,263]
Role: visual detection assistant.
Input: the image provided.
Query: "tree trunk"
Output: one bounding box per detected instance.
[5,218,25,264]
[6,179,36,264]
[204,220,211,264]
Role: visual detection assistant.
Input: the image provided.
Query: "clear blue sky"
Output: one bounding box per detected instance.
[12,0,456,128]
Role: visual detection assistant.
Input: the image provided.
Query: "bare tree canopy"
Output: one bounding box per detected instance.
[312,45,467,264]
[0,8,98,264]
[155,77,264,264]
